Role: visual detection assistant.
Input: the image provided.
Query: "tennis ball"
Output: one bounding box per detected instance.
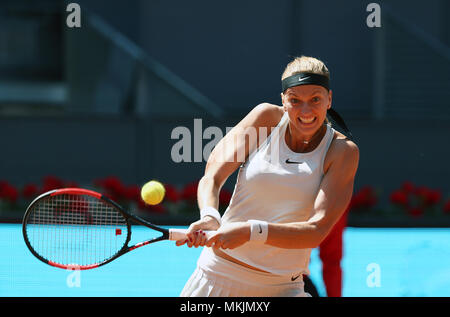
[141,180,165,205]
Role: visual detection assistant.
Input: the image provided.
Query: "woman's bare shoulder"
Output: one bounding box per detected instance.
[333,130,358,153]
[324,129,359,173]
[247,103,284,129]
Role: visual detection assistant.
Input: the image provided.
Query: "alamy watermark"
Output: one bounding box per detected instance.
[66,264,81,288]
[170,119,282,164]
[366,262,381,288]
[66,3,381,29]
[366,3,381,28]
[66,3,81,28]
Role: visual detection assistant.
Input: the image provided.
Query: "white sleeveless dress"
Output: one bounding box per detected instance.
[180,112,335,297]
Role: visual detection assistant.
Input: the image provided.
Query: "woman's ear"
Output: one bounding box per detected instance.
[327,90,333,110]
[280,93,287,111]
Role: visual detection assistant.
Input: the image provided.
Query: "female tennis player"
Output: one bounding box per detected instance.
[176,56,359,297]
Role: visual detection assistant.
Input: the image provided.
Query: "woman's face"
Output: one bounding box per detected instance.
[281,85,332,138]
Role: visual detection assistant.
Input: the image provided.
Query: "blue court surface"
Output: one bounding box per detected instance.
[1,223,449,297]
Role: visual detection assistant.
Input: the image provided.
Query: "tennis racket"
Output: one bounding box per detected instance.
[22,188,213,270]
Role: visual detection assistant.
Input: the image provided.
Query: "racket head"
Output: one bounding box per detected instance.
[22,188,132,270]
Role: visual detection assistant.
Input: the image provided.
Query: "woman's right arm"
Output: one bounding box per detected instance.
[176,103,282,247]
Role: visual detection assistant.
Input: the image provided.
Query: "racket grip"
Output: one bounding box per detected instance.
[168,228,214,241]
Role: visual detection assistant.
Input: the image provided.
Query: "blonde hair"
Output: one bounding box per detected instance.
[281,56,330,80]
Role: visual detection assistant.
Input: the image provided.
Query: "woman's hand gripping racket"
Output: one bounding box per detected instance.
[22,188,214,270]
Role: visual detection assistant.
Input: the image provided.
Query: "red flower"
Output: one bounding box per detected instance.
[42,176,65,193]
[0,181,18,203]
[103,176,123,192]
[164,184,180,203]
[348,186,377,212]
[414,186,430,201]
[219,189,232,206]
[424,190,442,206]
[22,183,39,200]
[444,200,450,214]
[0,181,9,198]
[361,186,377,207]
[390,190,409,206]
[407,207,424,218]
[124,185,141,203]
[401,181,415,193]
[409,186,442,207]
[65,181,79,188]
[181,180,199,203]
[97,176,126,200]
[390,183,443,218]
[103,192,120,203]
[349,193,364,210]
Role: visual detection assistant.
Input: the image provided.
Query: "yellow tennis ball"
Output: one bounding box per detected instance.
[141,180,165,205]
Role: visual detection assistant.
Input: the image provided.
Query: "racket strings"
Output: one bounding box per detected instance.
[25,194,128,267]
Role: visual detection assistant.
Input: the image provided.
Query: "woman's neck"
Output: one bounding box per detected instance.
[285,123,327,153]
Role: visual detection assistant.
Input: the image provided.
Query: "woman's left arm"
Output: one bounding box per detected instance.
[265,140,359,249]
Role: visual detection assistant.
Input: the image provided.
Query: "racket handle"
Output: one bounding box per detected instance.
[168,228,215,241]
